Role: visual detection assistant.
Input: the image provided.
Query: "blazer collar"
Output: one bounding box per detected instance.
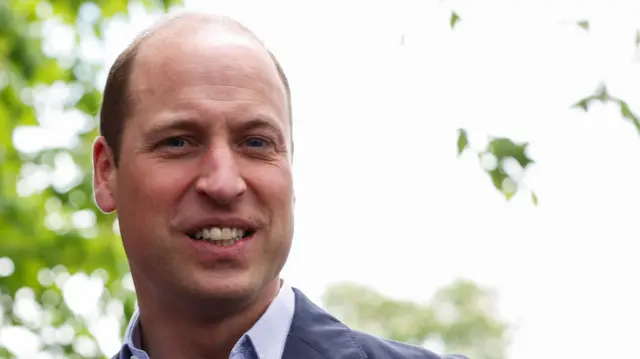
[282,287,366,359]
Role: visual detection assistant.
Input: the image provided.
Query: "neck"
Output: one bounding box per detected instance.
[134,277,281,359]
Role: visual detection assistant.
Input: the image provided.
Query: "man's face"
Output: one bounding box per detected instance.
[93,27,293,303]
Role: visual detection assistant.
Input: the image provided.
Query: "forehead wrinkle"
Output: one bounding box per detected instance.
[131,51,287,127]
[133,80,286,125]
[141,97,285,134]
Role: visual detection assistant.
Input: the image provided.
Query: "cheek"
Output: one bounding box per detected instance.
[117,159,194,223]
[246,162,294,216]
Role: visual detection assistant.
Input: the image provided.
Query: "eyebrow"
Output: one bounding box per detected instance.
[235,116,289,147]
[142,115,286,140]
[142,117,205,140]
[236,116,284,135]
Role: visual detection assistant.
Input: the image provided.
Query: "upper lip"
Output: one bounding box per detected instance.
[183,217,260,235]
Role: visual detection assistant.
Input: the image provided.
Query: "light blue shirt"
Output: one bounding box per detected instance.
[119,282,296,359]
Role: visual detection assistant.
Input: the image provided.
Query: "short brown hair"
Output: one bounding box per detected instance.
[99,13,292,165]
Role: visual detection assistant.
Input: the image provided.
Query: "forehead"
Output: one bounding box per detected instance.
[128,24,288,125]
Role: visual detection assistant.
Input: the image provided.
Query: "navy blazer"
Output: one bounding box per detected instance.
[111,287,468,359]
[282,288,467,359]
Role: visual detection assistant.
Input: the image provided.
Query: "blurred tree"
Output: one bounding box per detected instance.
[322,279,510,359]
[0,1,181,358]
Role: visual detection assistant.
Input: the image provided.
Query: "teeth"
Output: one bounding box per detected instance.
[193,227,248,243]
[220,239,234,247]
[210,227,222,240]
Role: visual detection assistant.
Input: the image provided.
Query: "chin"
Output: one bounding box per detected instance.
[186,270,264,303]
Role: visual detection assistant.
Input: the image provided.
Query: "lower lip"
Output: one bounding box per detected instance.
[185,233,255,262]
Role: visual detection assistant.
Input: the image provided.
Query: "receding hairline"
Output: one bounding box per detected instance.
[128,11,292,124]
[99,11,293,164]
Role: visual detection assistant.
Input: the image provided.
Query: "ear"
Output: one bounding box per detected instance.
[92,136,118,213]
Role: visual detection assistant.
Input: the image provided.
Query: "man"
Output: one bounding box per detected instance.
[93,11,468,359]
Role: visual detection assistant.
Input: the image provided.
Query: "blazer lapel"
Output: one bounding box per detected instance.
[281,334,327,359]
[282,288,366,359]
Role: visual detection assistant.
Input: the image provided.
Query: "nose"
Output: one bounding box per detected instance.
[195,144,247,205]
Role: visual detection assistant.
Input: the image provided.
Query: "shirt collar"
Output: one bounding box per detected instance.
[244,281,295,358]
[122,281,295,359]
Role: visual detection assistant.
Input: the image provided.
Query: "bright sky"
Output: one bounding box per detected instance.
[4,0,640,358]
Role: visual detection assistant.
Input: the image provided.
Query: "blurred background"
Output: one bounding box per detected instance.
[1,0,639,358]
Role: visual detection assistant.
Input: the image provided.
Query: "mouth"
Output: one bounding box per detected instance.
[187,226,256,247]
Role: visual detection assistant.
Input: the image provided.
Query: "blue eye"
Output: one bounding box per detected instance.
[244,137,269,148]
[164,137,188,147]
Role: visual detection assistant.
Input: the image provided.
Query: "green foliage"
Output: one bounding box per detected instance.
[322,279,510,359]
[577,20,590,31]
[456,128,469,157]
[531,191,538,206]
[573,84,640,136]
[0,0,182,358]
[456,132,535,201]
[450,12,461,29]
[456,26,640,204]
[483,137,533,199]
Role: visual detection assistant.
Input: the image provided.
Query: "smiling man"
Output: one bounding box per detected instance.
[93,12,468,359]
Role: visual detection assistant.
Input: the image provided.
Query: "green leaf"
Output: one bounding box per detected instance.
[75,88,102,116]
[617,99,640,134]
[450,11,460,29]
[572,98,590,111]
[577,20,589,31]
[531,191,538,206]
[487,138,534,169]
[501,177,517,199]
[574,86,640,138]
[33,58,67,84]
[487,167,507,190]
[50,1,76,23]
[93,21,103,38]
[620,100,634,119]
[572,84,614,114]
[476,138,534,200]
[162,0,173,11]
[456,128,469,156]
[100,0,130,17]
